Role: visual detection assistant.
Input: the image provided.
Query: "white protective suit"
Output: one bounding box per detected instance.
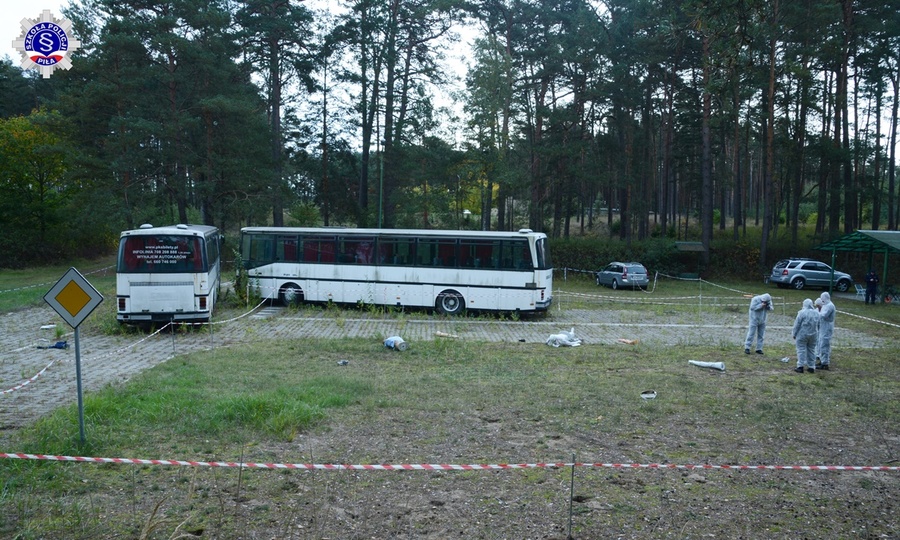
[792,299,819,370]
[817,292,835,366]
[744,293,774,353]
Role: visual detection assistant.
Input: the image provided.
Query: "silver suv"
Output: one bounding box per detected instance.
[596,262,649,290]
[769,258,853,292]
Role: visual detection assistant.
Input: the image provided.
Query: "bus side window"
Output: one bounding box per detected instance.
[193,242,203,271]
[320,243,335,263]
[474,242,495,269]
[338,239,353,264]
[356,241,372,264]
[378,242,392,264]
[303,241,318,262]
[280,237,298,262]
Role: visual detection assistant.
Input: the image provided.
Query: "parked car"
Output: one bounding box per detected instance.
[768,258,853,292]
[596,262,649,290]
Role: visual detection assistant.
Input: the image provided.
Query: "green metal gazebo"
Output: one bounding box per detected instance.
[813,230,900,300]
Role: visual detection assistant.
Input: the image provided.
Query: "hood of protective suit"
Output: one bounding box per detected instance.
[814,298,823,307]
[803,298,814,309]
[761,293,772,303]
[820,292,831,304]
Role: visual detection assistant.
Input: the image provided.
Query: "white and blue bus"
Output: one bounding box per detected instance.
[239,227,553,315]
[116,223,222,323]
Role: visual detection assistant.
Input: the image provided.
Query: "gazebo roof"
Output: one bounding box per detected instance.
[813,230,900,254]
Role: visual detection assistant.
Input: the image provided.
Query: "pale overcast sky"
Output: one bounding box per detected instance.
[1,2,68,63]
[2,1,471,82]
[0,0,470,144]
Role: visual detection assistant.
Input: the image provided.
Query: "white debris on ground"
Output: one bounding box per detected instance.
[545,327,581,347]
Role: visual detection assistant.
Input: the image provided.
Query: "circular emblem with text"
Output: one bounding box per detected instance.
[12,9,81,78]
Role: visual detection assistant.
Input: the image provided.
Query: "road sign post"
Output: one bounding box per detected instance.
[44,268,103,445]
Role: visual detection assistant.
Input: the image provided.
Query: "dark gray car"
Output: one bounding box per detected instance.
[769,258,853,292]
[596,262,649,290]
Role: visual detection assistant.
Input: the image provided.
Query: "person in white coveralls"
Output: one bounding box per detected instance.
[744,293,774,355]
[792,299,819,373]
[816,292,835,370]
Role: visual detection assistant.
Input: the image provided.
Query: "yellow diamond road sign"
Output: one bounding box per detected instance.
[44,268,104,328]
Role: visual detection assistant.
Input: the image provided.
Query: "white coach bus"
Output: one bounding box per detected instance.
[239,227,553,315]
[116,223,222,323]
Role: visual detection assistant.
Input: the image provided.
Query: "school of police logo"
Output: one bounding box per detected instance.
[12,9,81,78]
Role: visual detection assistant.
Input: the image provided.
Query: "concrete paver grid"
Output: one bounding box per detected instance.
[0,303,886,433]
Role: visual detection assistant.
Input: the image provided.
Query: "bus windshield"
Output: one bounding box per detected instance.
[118,235,206,273]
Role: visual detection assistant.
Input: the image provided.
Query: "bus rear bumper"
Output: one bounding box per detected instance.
[118,311,211,323]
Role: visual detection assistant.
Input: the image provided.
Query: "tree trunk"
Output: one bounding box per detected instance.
[871,90,882,229]
[889,59,899,230]
[840,0,856,234]
[790,58,809,248]
[816,71,833,235]
[270,36,284,227]
[760,26,777,269]
[830,65,843,236]
[732,82,742,241]
[701,35,713,265]
[529,77,549,232]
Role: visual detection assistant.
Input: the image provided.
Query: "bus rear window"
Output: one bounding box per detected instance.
[534,238,551,270]
[118,235,205,273]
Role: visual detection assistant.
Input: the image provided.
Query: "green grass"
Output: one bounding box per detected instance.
[15,342,373,457]
[0,258,118,314]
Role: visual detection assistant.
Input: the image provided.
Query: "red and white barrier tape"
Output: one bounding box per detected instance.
[0,359,61,395]
[0,266,113,295]
[839,309,900,329]
[1,453,896,472]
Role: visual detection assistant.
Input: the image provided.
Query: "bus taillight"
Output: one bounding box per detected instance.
[118,298,126,311]
[199,297,207,310]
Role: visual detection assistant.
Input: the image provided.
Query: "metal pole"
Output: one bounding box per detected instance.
[567,453,576,540]
[378,115,384,228]
[379,150,384,228]
[829,249,837,295]
[699,277,703,316]
[74,326,85,445]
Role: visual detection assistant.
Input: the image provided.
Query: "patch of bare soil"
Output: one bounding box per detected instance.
[41,400,894,540]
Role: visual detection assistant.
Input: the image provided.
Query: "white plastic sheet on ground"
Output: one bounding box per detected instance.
[546,328,581,347]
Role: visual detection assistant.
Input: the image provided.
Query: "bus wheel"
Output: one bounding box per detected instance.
[280,283,304,306]
[436,290,465,315]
